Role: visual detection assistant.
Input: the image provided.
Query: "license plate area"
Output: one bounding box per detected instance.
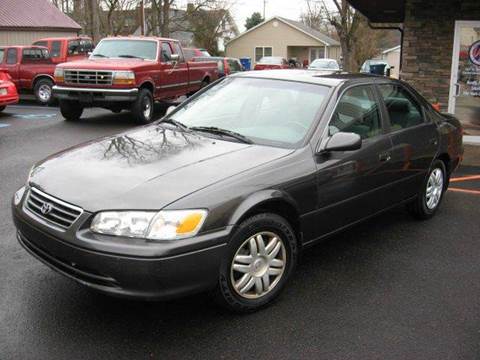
[78,92,94,103]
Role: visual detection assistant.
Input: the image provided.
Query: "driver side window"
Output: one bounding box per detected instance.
[329,85,382,140]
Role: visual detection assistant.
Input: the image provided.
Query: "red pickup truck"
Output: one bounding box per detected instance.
[33,36,94,64]
[0,46,56,104]
[53,36,219,124]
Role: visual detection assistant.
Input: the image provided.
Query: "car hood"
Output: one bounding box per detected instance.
[57,58,151,71]
[29,124,293,212]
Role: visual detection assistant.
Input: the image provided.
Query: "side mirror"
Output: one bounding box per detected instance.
[170,53,179,62]
[320,132,362,153]
[166,105,176,115]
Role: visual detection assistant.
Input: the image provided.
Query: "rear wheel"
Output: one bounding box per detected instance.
[59,100,83,121]
[407,160,447,219]
[214,213,298,313]
[34,78,54,105]
[131,88,154,124]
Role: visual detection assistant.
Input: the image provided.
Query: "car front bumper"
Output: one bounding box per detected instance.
[52,85,139,104]
[12,197,229,300]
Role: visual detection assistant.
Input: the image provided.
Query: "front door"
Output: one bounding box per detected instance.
[314,84,394,236]
[448,20,480,135]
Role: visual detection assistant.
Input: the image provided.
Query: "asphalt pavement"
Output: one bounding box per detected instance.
[1,104,480,360]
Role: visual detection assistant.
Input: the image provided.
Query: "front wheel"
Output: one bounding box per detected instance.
[59,100,83,121]
[407,160,447,220]
[214,213,298,313]
[34,78,54,105]
[131,88,154,124]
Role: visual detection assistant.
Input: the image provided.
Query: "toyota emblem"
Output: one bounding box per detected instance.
[40,202,53,215]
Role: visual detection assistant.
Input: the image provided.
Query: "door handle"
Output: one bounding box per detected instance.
[429,138,438,146]
[379,151,391,162]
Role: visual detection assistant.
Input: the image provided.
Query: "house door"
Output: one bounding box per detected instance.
[309,47,325,63]
[448,20,480,135]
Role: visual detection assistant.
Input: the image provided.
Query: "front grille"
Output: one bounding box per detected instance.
[25,188,83,229]
[64,69,113,85]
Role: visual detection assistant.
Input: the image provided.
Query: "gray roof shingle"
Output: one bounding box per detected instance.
[0,0,81,30]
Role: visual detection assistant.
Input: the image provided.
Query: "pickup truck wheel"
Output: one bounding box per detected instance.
[132,88,154,124]
[34,78,54,105]
[59,100,83,121]
[0,106,5,112]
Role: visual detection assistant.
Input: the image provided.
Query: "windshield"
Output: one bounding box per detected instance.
[91,40,157,60]
[167,77,330,148]
[310,59,339,70]
[258,57,283,65]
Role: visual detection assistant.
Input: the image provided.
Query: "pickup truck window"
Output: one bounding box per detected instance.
[161,42,172,62]
[22,48,49,61]
[172,42,185,62]
[6,49,17,64]
[91,39,157,60]
[33,41,47,48]
[0,49,4,63]
[51,41,61,57]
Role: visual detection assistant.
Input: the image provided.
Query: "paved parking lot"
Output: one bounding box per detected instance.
[1,104,480,359]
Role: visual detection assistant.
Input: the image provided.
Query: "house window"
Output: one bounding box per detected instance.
[310,47,326,63]
[255,46,273,62]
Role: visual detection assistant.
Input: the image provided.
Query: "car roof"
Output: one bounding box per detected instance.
[0,45,48,50]
[34,36,92,42]
[233,69,388,87]
[100,36,178,42]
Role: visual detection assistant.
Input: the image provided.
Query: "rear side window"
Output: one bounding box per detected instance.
[51,41,61,57]
[161,42,172,62]
[22,48,48,61]
[330,85,382,140]
[0,49,4,63]
[6,48,17,64]
[378,84,424,131]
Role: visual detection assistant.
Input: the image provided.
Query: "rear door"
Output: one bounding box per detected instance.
[376,83,438,201]
[313,84,395,236]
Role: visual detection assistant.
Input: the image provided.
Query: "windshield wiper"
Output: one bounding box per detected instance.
[189,126,253,144]
[92,53,108,58]
[161,118,189,130]
[118,54,144,59]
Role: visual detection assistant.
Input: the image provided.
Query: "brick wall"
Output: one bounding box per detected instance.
[401,0,480,110]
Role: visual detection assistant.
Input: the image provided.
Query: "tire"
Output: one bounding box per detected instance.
[0,106,5,112]
[407,160,447,220]
[33,78,54,105]
[131,88,154,124]
[59,100,83,121]
[200,78,210,89]
[214,213,298,313]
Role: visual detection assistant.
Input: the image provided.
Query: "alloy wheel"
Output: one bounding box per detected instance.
[230,231,286,299]
[426,168,444,210]
[142,96,152,119]
[38,84,52,102]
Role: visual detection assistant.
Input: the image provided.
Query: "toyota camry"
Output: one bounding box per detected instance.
[12,71,463,312]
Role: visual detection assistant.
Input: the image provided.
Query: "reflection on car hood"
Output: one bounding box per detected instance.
[29,124,293,212]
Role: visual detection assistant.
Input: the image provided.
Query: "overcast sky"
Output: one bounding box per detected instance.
[230,0,308,31]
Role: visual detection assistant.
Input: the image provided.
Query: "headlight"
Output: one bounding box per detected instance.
[113,71,135,85]
[54,67,64,82]
[13,186,26,206]
[90,209,208,240]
